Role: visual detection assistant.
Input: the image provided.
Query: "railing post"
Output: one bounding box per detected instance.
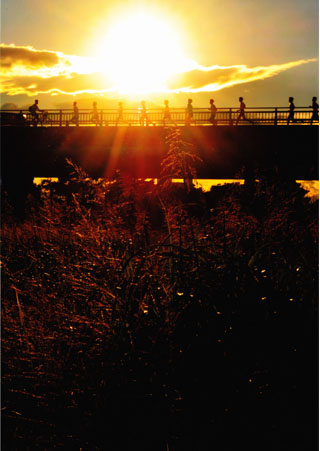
[229,108,233,126]
[59,110,62,127]
[274,107,278,126]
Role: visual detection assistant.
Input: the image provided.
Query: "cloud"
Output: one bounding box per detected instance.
[0,43,317,98]
[1,72,115,97]
[1,44,120,98]
[0,44,109,97]
[0,43,95,78]
[168,59,318,92]
[1,44,61,69]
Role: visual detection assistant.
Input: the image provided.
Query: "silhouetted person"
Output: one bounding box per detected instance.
[186,98,193,125]
[68,101,79,126]
[163,99,176,125]
[209,98,217,125]
[29,99,42,126]
[236,97,254,125]
[287,97,295,125]
[92,101,99,125]
[139,101,149,126]
[310,96,319,125]
[116,102,123,125]
[163,99,171,124]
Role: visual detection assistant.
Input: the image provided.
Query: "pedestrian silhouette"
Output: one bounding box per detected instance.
[209,99,217,125]
[116,102,123,125]
[67,101,79,126]
[72,101,79,126]
[139,101,149,126]
[186,98,193,125]
[287,97,295,125]
[92,101,99,125]
[163,100,171,124]
[310,96,319,125]
[236,97,254,125]
[28,99,42,126]
[163,99,176,125]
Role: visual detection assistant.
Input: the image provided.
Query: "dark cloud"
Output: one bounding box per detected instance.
[1,44,61,69]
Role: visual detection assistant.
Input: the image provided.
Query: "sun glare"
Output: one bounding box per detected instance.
[94,12,193,94]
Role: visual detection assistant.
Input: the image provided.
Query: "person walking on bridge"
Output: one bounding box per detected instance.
[209,98,217,125]
[287,97,295,125]
[163,99,171,124]
[236,97,254,125]
[92,101,99,125]
[185,98,193,126]
[116,102,123,125]
[163,99,176,125]
[66,102,79,126]
[310,96,319,125]
[67,101,79,126]
[139,101,149,126]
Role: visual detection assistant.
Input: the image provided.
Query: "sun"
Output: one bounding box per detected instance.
[94,11,193,94]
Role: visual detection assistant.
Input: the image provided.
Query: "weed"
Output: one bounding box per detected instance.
[1,155,318,449]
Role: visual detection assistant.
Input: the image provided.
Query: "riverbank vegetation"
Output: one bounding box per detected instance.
[2,134,318,449]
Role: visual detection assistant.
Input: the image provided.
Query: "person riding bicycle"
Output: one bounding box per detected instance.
[29,99,42,126]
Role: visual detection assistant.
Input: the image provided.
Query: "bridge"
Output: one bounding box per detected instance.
[1,121,318,181]
[1,121,318,213]
[1,106,318,127]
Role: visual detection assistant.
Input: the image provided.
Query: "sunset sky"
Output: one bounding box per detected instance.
[1,0,318,109]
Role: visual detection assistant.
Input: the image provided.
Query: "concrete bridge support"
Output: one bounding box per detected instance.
[1,125,318,213]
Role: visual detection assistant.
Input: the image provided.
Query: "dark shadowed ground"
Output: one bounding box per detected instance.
[1,131,318,449]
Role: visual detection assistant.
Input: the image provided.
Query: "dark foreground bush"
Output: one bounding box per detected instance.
[1,171,318,450]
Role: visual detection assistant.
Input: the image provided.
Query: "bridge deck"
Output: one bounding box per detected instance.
[1,125,318,184]
[1,107,318,127]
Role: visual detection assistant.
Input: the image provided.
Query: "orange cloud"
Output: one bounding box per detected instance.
[0,43,317,97]
[0,73,114,97]
[168,60,318,92]
[0,44,95,78]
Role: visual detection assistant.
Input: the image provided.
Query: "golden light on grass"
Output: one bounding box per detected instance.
[33,177,59,185]
[92,11,194,94]
[297,180,319,200]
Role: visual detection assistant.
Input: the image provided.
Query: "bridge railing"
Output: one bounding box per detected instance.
[0,107,318,126]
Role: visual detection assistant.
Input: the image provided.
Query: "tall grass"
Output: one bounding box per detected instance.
[1,152,318,448]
